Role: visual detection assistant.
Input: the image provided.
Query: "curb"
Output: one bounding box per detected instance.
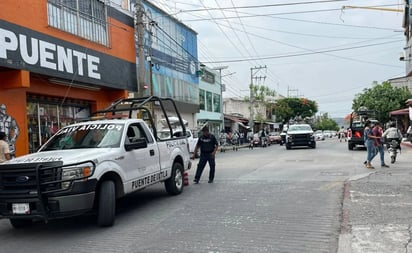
[219,143,275,152]
[347,172,376,182]
[338,181,352,253]
[338,172,377,253]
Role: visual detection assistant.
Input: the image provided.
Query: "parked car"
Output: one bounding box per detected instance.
[285,124,316,149]
[268,132,281,144]
[323,130,333,138]
[314,130,325,141]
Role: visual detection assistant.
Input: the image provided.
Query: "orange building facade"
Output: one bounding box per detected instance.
[0,0,137,156]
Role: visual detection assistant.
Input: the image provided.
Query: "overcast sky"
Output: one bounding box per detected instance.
[151,0,405,118]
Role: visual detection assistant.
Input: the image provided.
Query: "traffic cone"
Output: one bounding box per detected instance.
[183,171,189,186]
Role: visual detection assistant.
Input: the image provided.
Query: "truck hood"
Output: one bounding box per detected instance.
[5,149,118,165]
[287,130,313,135]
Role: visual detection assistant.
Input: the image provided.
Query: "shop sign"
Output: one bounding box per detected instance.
[201,69,216,84]
[0,27,101,80]
[0,20,137,91]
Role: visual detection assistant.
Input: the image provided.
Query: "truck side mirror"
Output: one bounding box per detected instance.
[125,138,148,151]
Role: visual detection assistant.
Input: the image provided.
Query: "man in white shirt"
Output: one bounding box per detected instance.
[383,122,403,145]
[0,132,11,163]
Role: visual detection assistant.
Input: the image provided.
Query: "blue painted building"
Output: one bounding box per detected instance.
[138,0,199,128]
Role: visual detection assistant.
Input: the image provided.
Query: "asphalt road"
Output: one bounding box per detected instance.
[0,138,374,253]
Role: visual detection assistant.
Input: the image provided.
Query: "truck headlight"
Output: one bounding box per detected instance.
[61,162,94,189]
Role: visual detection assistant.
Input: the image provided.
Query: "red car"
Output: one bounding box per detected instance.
[268,132,281,144]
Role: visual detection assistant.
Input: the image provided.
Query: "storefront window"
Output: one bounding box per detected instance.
[213,93,221,113]
[199,89,205,110]
[206,91,213,112]
[27,100,90,153]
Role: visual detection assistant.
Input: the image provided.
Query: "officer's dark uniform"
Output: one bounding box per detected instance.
[194,129,218,183]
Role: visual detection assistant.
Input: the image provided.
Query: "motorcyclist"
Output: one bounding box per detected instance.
[259,128,267,147]
[382,122,403,149]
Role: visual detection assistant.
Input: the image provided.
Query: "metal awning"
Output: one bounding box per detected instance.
[224,114,249,123]
[390,108,409,116]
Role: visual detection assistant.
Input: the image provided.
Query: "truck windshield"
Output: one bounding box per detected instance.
[352,122,363,128]
[40,123,124,151]
[288,125,312,132]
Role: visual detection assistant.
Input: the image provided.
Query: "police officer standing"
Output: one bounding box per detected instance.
[192,126,219,184]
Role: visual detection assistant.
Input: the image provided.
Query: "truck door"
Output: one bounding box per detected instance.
[122,123,161,192]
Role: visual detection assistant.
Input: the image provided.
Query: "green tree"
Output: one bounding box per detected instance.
[314,113,339,131]
[249,84,276,101]
[245,84,277,121]
[275,97,318,123]
[352,81,411,123]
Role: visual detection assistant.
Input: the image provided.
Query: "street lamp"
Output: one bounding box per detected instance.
[212,66,229,133]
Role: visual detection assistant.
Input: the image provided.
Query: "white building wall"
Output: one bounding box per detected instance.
[223,98,266,120]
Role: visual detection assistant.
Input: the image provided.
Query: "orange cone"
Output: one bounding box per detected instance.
[183,171,189,186]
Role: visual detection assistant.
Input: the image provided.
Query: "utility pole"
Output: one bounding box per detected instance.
[135,0,146,97]
[249,66,266,132]
[287,86,299,98]
[148,20,157,97]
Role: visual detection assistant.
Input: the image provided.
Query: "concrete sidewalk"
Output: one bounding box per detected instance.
[338,141,412,253]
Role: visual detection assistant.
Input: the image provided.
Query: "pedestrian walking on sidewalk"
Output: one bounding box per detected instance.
[373,122,389,168]
[338,126,346,142]
[364,120,378,169]
[192,126,219,184]
[0,132,11,163]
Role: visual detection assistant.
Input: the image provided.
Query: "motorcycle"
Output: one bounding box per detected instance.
[387,139,400,164]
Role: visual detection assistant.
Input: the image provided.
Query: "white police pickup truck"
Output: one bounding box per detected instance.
[0,97,191,228]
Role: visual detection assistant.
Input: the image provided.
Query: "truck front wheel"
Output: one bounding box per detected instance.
[10,219,32,229]
[165,163,184,195]
[97,180,116,227]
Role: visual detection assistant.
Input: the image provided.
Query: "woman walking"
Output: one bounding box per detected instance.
[364,120,378,169]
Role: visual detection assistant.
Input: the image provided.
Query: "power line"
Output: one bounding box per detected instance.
[194,0,295,95]
[172,0,348,13]
[157,0,401,31]
[183,9,402,50]
[202,18,400,40]
[201,39,403,64]
[228,0,286,93]
[198,0,257,96]
[183,8,347,22]
[212,0,277,90]
[266,15,400,32]
[196,41,244,97]
[175,4,400,31]
[196,0,270,90]
[187,13,403,68]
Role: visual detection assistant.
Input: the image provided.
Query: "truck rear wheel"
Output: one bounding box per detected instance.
[97,180,116,227]
[165,163,184,195]
[10,219,32,229]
